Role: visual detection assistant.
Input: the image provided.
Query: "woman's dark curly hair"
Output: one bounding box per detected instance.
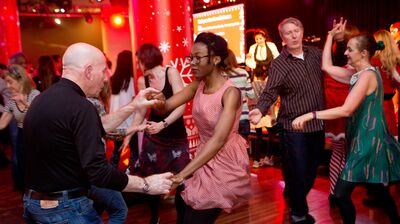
[194,32,229,69]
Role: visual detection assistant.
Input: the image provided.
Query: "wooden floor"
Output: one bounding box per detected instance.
[0,161,399,223]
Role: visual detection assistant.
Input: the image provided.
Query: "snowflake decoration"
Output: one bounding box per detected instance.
[166,10,170,16]
[176,26,182,32]
[182,38,189,47]
[159,41,171,53]
[170,57,193,85]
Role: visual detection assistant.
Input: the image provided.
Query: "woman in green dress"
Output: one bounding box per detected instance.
[292,21,400,223]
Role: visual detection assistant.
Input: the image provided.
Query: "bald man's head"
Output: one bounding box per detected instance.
[62,43,108,97]
[63,43,104,69]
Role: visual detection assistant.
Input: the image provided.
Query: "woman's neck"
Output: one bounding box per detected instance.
[146,65,163,79]
[203,70,226,93]
[354,60,372,72]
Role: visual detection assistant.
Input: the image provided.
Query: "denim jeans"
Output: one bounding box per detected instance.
[280,130,325,217]
[23,191,102,224]
[89,185,128,224]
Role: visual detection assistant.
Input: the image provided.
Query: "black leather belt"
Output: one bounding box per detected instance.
[25,188,88,201]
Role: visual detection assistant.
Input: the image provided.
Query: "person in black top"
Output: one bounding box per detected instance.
[23,42,173,223]
[135,43,190,224]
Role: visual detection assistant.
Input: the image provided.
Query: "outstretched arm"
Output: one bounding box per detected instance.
[101,88,162,132]
[163,80,199,113]
[292,70,377,129]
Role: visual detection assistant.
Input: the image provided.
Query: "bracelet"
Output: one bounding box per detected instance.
[162,120,169,128]
[312,111,317,120]
[142,178,150,193]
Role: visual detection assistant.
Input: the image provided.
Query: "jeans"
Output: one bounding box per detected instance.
[23,191,102,224]
[89,185,128,224]
[280,130,325,217]
[8,119,19,190]
[14,127,25,191]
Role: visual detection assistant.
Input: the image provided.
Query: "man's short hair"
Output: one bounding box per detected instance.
[278,17,304,37]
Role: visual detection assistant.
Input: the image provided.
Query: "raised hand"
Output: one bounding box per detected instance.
[331,17,347,41]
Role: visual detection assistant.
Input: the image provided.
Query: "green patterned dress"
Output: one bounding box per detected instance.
[341,67,400,184]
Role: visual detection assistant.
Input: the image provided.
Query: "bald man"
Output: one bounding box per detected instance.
[23,43,173,223]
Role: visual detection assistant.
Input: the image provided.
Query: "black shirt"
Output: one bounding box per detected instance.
[24,78,128,192]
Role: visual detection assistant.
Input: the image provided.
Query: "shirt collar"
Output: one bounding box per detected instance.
[59,78,86,97]
[282,45,310,59]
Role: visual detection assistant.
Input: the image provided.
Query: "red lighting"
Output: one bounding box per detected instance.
[111,14,125,28]
[203,0,211,3]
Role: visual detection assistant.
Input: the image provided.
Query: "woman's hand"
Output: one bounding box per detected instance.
[145,121,164,134]
[292,112,313,130]
[330,17,347,41]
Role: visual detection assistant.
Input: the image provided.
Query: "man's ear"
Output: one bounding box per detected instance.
[84,65,93,81]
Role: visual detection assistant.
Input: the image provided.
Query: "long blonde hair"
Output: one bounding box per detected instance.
[373,29,400,75]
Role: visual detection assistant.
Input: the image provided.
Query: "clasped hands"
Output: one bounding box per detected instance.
[144,172,184,198]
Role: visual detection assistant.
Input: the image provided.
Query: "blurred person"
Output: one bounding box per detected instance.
[23,42,173,223]
[109,50,137,168]
[0,64,39,191]
[33,55,60,92]
[293,24,400,223]
[52,54,62,76]
[163,32,251,223]
[245,28,279,81]
[135,43,190,224]
[373,30,400,136]
[225,49,255,138]
[246,29,280,168]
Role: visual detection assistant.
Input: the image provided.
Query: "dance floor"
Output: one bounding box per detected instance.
[0,162,398,223]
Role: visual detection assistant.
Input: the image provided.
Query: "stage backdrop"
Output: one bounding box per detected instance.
[193,4,246,63]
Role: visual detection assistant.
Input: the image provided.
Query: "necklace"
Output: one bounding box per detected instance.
[349,66,376,85]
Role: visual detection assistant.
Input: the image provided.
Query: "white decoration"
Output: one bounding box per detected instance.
[176,26,182,32]
[182,38,189,47]
[159,41,171,53]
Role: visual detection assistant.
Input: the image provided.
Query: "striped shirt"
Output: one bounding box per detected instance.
[256,46,324,132]
[226,68,255,121]
[5,89,40,128]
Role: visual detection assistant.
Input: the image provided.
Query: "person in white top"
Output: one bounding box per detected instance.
[109,50,136,168]
[245,28,280,81]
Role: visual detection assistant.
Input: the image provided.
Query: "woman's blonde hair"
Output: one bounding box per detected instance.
[373,29,400,75]
[5,64,36,94]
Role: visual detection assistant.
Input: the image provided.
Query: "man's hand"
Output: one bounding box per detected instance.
[249,108,262,124]
[145,172,174,195]
[131,87,164,109]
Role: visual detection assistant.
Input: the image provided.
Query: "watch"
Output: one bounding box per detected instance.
[142,178,150,193]
[162,120,169,128]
